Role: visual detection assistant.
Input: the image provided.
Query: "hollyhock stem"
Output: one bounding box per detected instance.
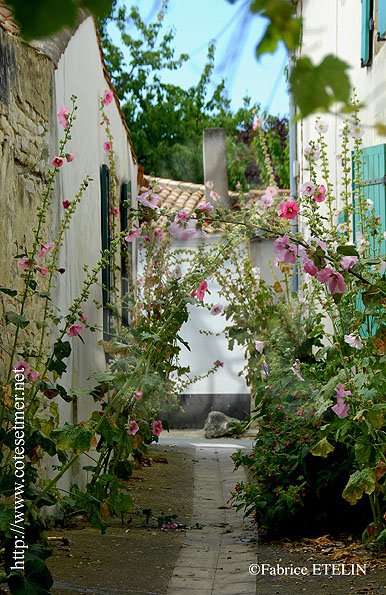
[35,176,92,365]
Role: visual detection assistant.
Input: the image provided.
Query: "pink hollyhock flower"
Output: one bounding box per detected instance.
[14,361,30,374]
[314,184,327,203]
[103,141,111,152]
[168,219,208,241]
[302,256,318,277]
[37,267,48,277]
[205,180,214,190]
[127,420,139,435]
[196,280,208,301]
[254,340,264,353]
[260,194,274,209]
[331,383,351,419]
[38,243,55,258]
[62,200,70,209]
[125,227,141,242]
[235,182,241,190]
[52,156,64,168]
[344,333,363,350]
[103,90,114,105]
[18,257,34,270]
[57,105,69,128]
[265,185,278,197]
[214,360,224,368]
[300,181,315,197]
[153,229,163,239]
[135,390,143,400]
[152,420,163,436]
[66,153,75,163]
[278,201,299,220]
[210,303,223,315]
[28,370,40,382]
[209,190,221,201]
[316,268,347,294]
[197,202,214,212]
[340,255,358,270]
[252,116,264,130]
[144,235,151,242]
[79,312,87,323]
[196,279,208,301]
[111,207,119,216]
[137,189,160,209]
[67,323,83,337]
[175,210,189,223]
[274,235,297,264]
[304,143,321,161]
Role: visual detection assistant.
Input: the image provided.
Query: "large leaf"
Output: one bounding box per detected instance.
[336,245,359,257]
[51,422,95,454]
[290,55,351,117]
[310,437,335,458]
[5,311,29,328]
[4,0,113,40]
[342,468,376,504]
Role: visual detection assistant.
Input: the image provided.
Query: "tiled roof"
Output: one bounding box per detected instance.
[143,176,289,214]
[148,177,206,215]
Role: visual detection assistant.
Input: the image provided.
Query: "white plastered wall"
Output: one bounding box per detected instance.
[137,235,249,396]
[51,16,137,489]
[298,0,386,207]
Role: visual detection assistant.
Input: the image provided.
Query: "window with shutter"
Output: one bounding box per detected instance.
[120,181,131,327]
[353,143,386,255]
[378,0,386,38]
[361,0,373,66]
[100,164,113,340]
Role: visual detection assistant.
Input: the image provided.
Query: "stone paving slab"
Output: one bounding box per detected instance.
[167,445,257,595]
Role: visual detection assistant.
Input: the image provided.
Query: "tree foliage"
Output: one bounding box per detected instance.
[5,0,353,119]
[99,1,289,187]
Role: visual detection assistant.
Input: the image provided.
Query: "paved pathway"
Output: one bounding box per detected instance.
[165,439,257,595]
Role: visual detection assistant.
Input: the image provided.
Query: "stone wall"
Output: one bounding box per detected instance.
[0,25,55,377]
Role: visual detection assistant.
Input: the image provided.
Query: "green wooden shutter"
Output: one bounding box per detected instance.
[361,0,372,66]
[100,164,112,339]
[120,181,131,327]
[379,0,386,38]
[353,144,386,255]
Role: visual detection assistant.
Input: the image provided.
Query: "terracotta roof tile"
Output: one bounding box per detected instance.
[143,176,289,214]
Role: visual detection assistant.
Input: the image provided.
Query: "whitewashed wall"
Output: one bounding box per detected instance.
[298,0,386,204]
[52,17,137,488]
[138,235,248,397]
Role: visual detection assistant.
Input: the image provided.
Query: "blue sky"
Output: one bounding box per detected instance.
[108,0,289,116]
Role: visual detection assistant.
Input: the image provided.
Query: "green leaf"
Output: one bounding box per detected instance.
[51,422,95,454]
[290,55,351,117]
[342,468,376,504]
[5,311,29,328]
[336,245,359,257]
[82,0,113,17]
[366,407,385,429]
[310,437,335,457]
[0,286,17,297]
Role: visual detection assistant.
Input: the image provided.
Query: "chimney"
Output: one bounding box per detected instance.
[203,128,230,208]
